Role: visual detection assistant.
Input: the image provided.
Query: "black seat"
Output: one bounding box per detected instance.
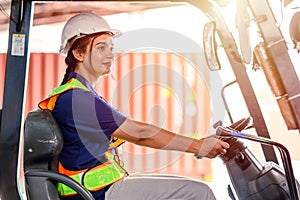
[0,109,2,131]
[24,109,94,200]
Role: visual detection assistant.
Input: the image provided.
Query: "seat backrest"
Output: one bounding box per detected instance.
[24,109,63,200]
[24,109,63,170]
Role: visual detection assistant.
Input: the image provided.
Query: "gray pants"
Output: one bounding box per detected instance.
[105,174,216,200]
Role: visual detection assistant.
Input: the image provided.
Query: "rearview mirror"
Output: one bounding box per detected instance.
[203,22,221,71]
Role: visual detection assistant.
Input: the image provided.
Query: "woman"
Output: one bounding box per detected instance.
[39,11,229,200]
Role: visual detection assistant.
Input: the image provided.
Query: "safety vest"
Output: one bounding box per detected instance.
[39,78,127,196]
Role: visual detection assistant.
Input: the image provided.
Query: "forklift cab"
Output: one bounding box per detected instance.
[23,109,95,200]
[1,0,300,200]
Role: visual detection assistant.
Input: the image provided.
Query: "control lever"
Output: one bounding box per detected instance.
[216,126,300,200]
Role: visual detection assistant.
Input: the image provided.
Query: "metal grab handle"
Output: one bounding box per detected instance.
[25,170,95,200]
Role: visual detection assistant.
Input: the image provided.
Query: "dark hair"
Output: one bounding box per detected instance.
[60,34,99,85]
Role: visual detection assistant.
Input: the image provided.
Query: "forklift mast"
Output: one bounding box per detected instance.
[0,0,299,199]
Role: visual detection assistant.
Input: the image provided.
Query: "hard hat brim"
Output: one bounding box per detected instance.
[59,29,121,56]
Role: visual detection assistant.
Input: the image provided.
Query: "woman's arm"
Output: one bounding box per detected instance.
[112,118,229,158]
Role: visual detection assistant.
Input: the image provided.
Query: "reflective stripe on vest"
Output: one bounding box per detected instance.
[38,78,127,196]
[38,78,89,111]
[57,152,127,196]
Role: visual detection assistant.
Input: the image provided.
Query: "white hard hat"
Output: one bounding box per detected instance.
[59,11,121,56]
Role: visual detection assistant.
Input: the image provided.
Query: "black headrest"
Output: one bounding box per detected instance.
[24,109,63,169]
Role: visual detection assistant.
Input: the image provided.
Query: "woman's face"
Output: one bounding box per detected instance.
[82,33,115,77]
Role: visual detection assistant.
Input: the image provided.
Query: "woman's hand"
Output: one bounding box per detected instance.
[196,135,230,159]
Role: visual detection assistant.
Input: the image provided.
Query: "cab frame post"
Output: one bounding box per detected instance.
[0,0,33,199]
